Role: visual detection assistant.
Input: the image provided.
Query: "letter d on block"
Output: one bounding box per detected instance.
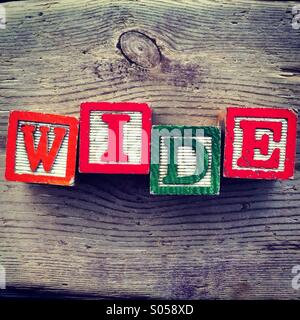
[150,126,221,195]
[162,136,209,185]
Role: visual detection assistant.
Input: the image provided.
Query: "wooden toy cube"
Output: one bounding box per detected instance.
[223,106,297,179]
[150,126,221,195]
[79,102,151,174]
[5,111,79,186]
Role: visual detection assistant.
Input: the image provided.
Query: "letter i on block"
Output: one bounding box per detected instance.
[79,102,152,174]
[150,126,221,195]
[5,111,79,186]
[223,106,298,179]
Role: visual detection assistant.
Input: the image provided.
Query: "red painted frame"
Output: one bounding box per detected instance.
[79,102,152,174]
[5,111,79,186]
[224,106,297,180]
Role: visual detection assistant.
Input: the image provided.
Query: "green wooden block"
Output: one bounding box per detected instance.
[150,125,220,195]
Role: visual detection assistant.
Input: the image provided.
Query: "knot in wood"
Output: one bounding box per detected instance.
[118,31,161,68]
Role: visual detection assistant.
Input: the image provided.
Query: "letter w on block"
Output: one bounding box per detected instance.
[21,125,67,172]
[223,106,298,180]
[5,111,79,186]
[150,126,221,195]
[79,102,152,174]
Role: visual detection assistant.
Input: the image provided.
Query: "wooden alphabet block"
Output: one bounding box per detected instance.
[79,102,152,174]
[224,106,297,179]
[150,125,221,195]
[5,111,79,186]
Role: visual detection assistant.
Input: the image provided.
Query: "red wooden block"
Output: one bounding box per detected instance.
[79,102,152,174]
[5,111,79,186]
[224,106,297,180]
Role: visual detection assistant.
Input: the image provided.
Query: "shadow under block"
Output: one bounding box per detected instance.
[223,106,297,180]
[79,102,152,174]
[5,111,79,186]
[150,125,221,195]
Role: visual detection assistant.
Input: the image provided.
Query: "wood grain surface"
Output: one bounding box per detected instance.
[0,0,300,299]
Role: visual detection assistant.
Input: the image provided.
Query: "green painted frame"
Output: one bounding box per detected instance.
[150,125,220,195]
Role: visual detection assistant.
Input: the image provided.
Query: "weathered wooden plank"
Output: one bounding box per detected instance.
[0,0,300,299]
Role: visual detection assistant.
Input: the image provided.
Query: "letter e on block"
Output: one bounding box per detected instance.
[5,111,79,186]
[223,106,297,179]
[79,102,152,174]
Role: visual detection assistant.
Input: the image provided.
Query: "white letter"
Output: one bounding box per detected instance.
[291,265,300,290]
[0,5,6,30]
[0,264,5,289]
[134,307,140,318]
[292,5,300,30]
